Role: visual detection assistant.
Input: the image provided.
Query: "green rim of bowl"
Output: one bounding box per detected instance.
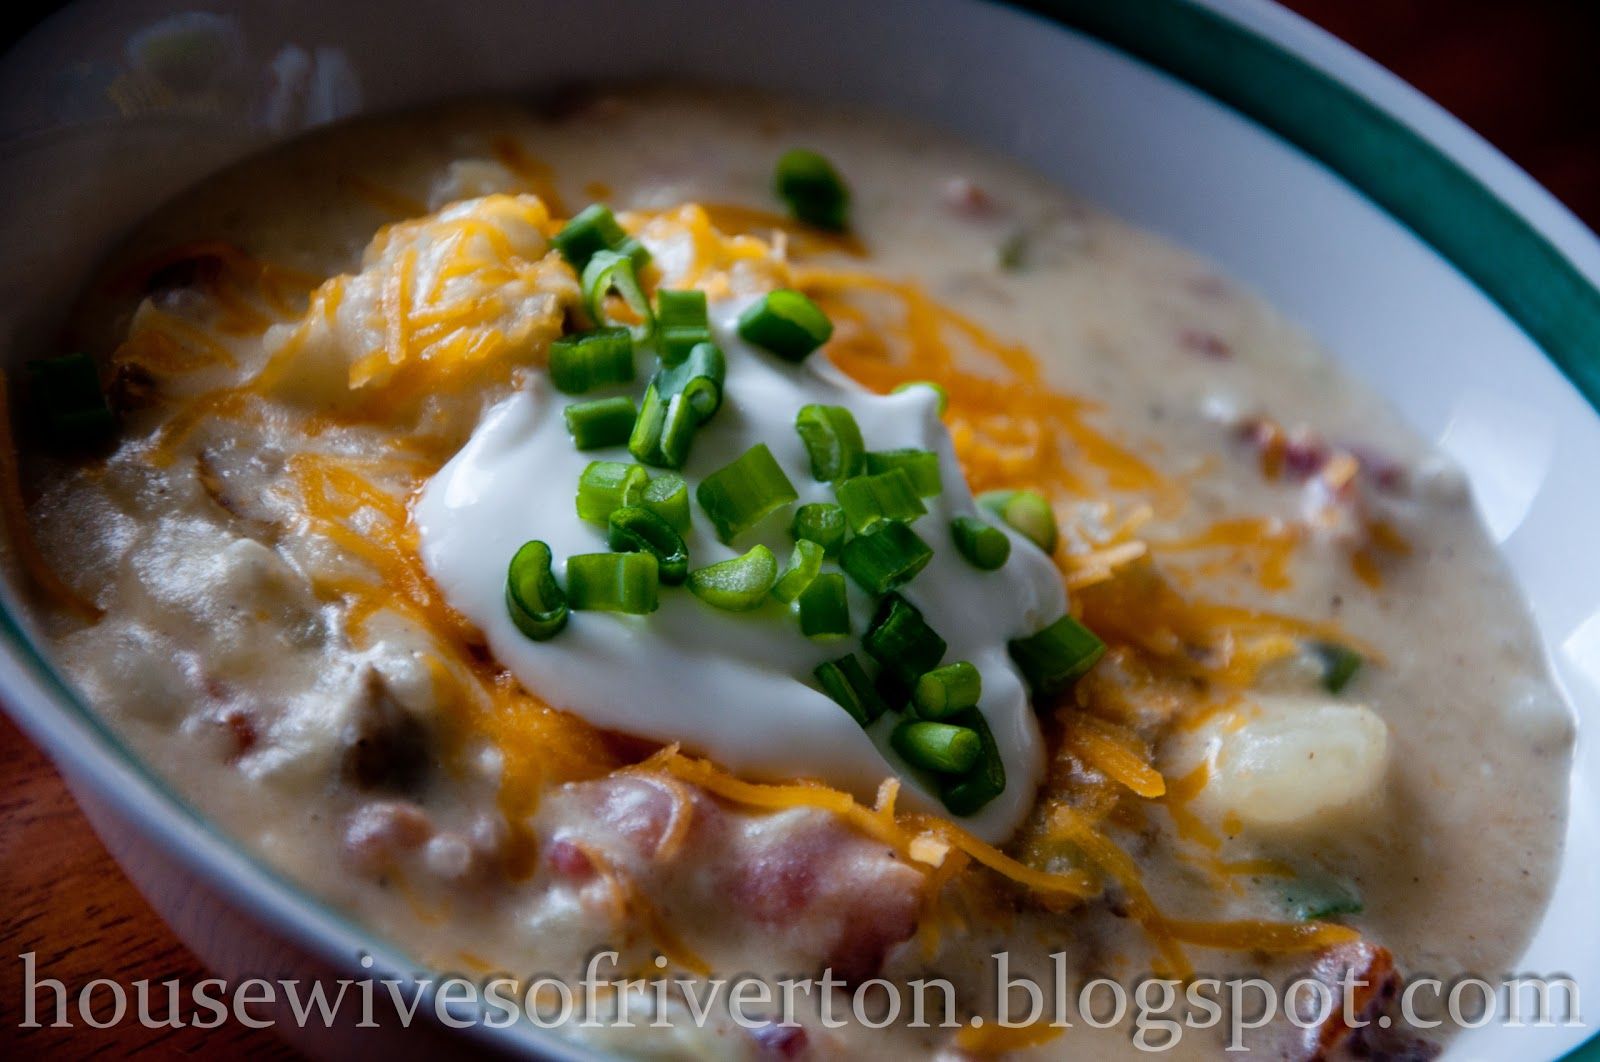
[1017,0,1600,413]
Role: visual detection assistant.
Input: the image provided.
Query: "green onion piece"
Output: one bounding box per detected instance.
[794,404,865,482]
[505,540,569,641]
[1282,875,1365,922]
[655,341,726,422]
[791,502,848,557]
[656,288,711,365]
[607,505,690,586]
[576,460,648,523]
[892,720,981,775]
[687,544,778,611]
[565,552,659,614]
[950,515,1011,571]
[814,654,888,726]
[938,708,1007,815]
[840,519,934,595]
[737,289,833,362]
[642,473,690,532]
[864,593,946,688]
[836,468,927,534]
[27,353,116,447]
[549,328,635,394]
[582,249,654,341]
[865,448,942,497]
[774,148,850,232]
[552,204,650,272]
[627,383,697,469]
[1008,614,1105,696]
[563,396,637,450]
[1312,641,1363,694]
[978,489,1058,554]
[695,443,799,543]
[913,662,982,719]
[797,572,851,639]
[891,379,949,415]
[772,540,824,604]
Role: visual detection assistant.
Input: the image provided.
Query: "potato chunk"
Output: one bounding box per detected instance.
[1170,695,1390,830]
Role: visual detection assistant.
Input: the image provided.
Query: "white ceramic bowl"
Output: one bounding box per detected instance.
[1,1,1596,1058]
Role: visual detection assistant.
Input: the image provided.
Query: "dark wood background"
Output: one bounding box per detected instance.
[2,3,1597,1057]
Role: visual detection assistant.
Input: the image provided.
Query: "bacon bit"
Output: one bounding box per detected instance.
[1278,941,1441,1060]
[544,837,596,881]
[750,1023,809,1059]
[1179,327,1231,360]
[941,176,996,216]
[217,706,257,762]
[344,801,432,875]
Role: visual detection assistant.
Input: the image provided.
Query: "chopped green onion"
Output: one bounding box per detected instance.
[791,502,848,557]
[891,379,949,415]
[576,460,648,523]
[27,353,116,447]
[656,288,711,365]
[978,489,1058,554]
[864,593,946,688]
[840,519,933,595]
[1282,875,1364,922]
[950,515,1011,571]
[505,540,568,641]
[737,289,833,362]
[627,383,697,469]
[836,468,927,533]
[1312,641,1363,694]
[813,654,888,726]
[1008,614,1105,696]
[582,249,654,340]
[938,708,1006,815]
[912,662,982,719]
[865,448,942,497]
[642,473,690,532]
[607,506,690,586]
[563,396,637,450]
[655,341,726,422]
[687,544,778,611]
[797,572,851,639]
[695,443,799,543]
[892,720,981,775]
[772,540,824,604]
[565,552,659,614]
[793,404,865,482]
[549,328,635,394]
[774,148,850,232]
[553,204,650,272]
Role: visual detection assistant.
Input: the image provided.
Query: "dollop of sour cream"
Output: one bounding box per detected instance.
[416,297,1066,842]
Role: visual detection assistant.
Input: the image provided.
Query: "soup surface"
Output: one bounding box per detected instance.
[11,86,1573,1058]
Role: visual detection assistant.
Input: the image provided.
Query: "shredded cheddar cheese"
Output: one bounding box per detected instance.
[31,184,1386,979]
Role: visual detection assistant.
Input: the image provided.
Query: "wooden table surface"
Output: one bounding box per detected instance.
[2,3,1597,1058]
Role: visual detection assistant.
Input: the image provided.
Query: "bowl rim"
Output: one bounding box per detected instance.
[1,0,1597,1058]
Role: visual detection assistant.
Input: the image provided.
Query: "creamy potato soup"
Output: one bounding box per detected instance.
[8,87,1572,1059]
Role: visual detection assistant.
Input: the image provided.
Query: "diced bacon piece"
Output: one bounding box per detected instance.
[942,177,996,216]
[344,800,432,875]
[1179,327,1231,360]
[750,1023,809,1058]
[721,812,924,982]
[544,837,597,881]
[1279,941,1439,1061]
[536,776,923,981]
